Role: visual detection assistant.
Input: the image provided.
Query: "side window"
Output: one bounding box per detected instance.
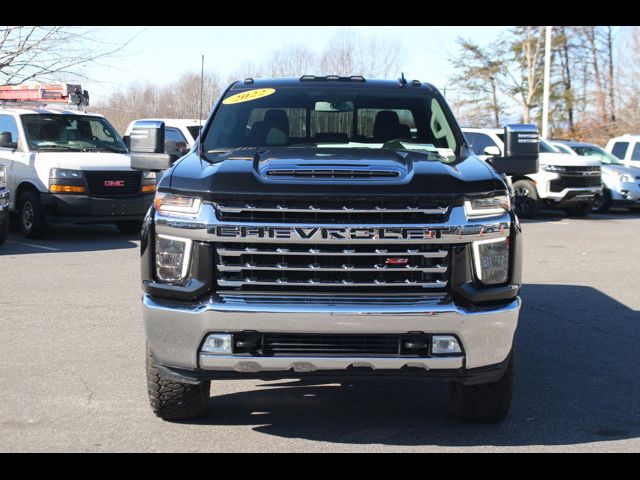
[611,142,629,160]
[165,128,187,144]
[0,114,19,149]
[465,132,498,155]
[631,143,640,161]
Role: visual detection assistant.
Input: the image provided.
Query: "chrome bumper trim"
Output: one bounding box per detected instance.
[198,354,463,372]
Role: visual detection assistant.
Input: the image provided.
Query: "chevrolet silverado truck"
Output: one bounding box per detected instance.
[129,76,539,423]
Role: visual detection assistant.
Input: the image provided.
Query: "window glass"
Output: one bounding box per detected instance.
[204,87,461,158]
[631,143,640,161]
[186,126,201,142]
[611,142,629,160]
[0,114,19,147]
[465,132,498,155]
[21,114,126,153]
[572,145,622,165]
[166,127,187,144]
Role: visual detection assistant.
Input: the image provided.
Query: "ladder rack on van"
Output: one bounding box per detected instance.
[0,83,89,109]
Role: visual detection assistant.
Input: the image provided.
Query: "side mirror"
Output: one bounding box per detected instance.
[483,145,502,156]
[488,124,539,175]
[129,121,178,172]
[0,132,17,149]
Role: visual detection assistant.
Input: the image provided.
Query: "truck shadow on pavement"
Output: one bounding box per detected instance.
[1,223,139,256]
[191,284,640,448]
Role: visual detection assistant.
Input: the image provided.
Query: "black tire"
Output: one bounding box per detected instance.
[593,188,611,213]
[448,350,515,423]
[18,190,47,238]
[146,347,210,421]
[0,215,8,245]
[512,179,541,218]
[116,220,143,234]
[564,203,593,217]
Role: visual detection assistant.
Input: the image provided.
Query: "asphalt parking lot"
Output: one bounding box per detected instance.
[1,209,639,452]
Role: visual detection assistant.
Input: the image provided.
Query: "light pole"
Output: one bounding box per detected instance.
[541,26,552,138]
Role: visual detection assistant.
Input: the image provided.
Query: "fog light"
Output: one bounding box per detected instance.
[432,335,461,355]
[202,334,233,355]
[155,234,192,283]
[472,237,509,285]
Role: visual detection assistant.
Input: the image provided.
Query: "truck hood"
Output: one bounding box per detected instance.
[539,152,601,167]
[33,151,133,171]
[164,147,504,200]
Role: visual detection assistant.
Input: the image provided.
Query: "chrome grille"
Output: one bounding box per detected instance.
[214,200,450,224]
[214,242,449,294]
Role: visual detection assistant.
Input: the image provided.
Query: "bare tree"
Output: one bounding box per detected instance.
[265,44,317,77]
[319,29,405,78]
[0,26,136,85]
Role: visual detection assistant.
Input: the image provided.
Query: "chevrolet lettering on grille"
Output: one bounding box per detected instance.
[212,225,444,240]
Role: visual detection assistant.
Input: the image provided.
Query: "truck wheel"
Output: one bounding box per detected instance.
[512,180,541,218]
[564,203,593,217]
[18,190,47,239]
[146,347,210,421]
[116,220,143,234]
[448,350,515,423]
[593,189,611,213]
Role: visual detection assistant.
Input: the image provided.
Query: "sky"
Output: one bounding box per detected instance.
[81,26,508,103]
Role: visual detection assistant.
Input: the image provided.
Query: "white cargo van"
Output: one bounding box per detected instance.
[0,84,156,238]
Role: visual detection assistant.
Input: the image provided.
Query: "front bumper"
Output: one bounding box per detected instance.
[40,192,154,223]
[144,294,520,377]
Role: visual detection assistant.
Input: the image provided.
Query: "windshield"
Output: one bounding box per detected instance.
[571,145,622,165]
[539,138,558,153]
[21,114,127,153]
[203,86,460,162]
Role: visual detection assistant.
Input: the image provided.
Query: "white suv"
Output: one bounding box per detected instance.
[605,134,640,168]
[0,107,156,238]
[462,127,602,218]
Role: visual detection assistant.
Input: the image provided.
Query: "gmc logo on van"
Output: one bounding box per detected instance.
[104,180,125,187]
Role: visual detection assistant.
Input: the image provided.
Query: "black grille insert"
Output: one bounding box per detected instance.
[261,333,403,356]
[84,171,142,197]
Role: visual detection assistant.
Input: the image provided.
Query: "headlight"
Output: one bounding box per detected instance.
[50,168,83,179]
[154,192,202,217]
[542,165,567,173]
[49,168,85,194]
[617,172,635,183]
[0,165,6,189]
[142,171,156,193]
[472,237,510,285]
[155,234,192,283]
[464,195,510,217]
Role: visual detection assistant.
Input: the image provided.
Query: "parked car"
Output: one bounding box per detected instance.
[0,162,9,245]
[605,134,640,168]
[128,76,541,423]
[463,128,601,218]
[550,140,640,212]
[0,106,156,238]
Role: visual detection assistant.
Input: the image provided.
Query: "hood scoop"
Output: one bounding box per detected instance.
[265,167,401,179]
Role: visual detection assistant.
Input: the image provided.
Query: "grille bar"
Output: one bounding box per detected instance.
[261,333,403,356]
[217,278,447,288]
[216,246,449,257]
[215,203,448,215]
[217,262,447,273]
[266,169,401,178]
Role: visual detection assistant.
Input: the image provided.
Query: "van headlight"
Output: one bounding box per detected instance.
[155,234,192,283]
[154,192,202,217]
[465,195,510,218]
[0,165,6,189]
[472,237,510,285]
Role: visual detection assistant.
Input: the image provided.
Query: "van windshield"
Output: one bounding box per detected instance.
[203,86,460,162]
[21,114,127,153]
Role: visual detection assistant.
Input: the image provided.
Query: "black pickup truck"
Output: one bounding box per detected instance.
[129,76,538,422]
